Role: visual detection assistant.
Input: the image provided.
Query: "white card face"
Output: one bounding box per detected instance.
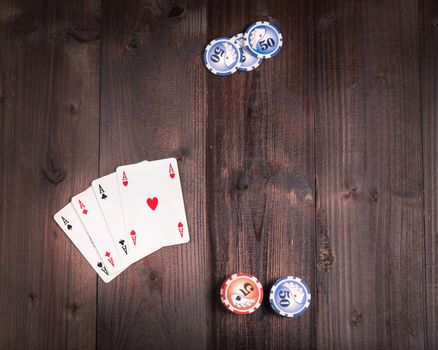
[92,173,132,261]
[53,203,122,283]
[116,158,190,254]
[116,160,161,256]
[71,187,124,274]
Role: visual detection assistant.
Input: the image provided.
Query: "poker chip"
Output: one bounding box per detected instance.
[220,273,264,314]
[244,21,283,59]
[204,37,242,76]
[269,276,311,317]
[230,33,263,72]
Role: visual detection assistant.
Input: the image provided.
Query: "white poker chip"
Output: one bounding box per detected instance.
[230,33,263,72]
[204,37,242,76]
[244,21,283,59]
[269,276,311,317]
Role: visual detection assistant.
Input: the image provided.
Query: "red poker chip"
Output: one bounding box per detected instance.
[220,273,264,314]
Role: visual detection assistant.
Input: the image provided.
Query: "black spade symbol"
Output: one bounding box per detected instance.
[119,239,125,245]
[67,224,73,230]
[97,262,103,268]
[101,194,107,199]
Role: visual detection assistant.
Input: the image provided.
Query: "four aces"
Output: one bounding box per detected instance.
[53,158,190,283]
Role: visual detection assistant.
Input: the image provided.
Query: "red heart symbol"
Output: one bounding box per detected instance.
[170,173,175,179]
[130,230,137,246]
[178,222,184,237]
[123,180,128,187]
[147,197,158,211]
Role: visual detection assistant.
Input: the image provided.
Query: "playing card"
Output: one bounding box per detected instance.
[53,203,125,283]
[116,160,157,257]
[92,173,131,260]
[116,158,190,254]
[71,187,124,274]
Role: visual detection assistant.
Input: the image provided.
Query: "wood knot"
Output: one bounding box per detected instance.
[319,11,336,26]
[149,273,157,282]
[174,148,190,162]
[247,95,263,120]
[368,190,378,202]
[28,293,37,302]
[432,17,438,30]
[42,159,65,185]
[350,82,359,90]
[67,28,100,43]
[126,32,143,50]
[236,173,252,192]
[351,310,363,326]
[343,187,357,199]
[167,4,187,18]
[317,234,334,271]
[69,302,79,314]
[70,103,79,115]
[11,13,39,35]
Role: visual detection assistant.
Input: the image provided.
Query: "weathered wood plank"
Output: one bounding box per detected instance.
[0,0,101,349]
[315,0,426,348]
[206,1,316,349]
[420,0,438,348]
[98,1,208,349]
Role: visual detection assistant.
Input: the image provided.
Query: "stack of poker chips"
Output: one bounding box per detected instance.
[220,274,311,317]
[204,21,283,76]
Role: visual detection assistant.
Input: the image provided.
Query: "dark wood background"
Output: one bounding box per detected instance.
[0,0,436,349]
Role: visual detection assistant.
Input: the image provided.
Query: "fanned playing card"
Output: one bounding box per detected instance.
[53,203,125,283]
[71,187,126,274]
[91,173,132,260]
[53,157,190,283]
[116,158,190,254]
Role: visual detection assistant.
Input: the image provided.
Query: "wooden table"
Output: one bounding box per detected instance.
[0,0,437,349]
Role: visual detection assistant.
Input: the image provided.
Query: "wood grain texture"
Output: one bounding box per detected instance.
[315,1,426,349]
[0,0,435,349]
[421,0,438,348]
[98,1,208,349]
[0,0,100,349]
[206,1,315,349]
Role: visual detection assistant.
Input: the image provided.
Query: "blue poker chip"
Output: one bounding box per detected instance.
[269,276,311,317]
[230,33,263,72]
[204,37,242,76]
[244,21,283,59]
